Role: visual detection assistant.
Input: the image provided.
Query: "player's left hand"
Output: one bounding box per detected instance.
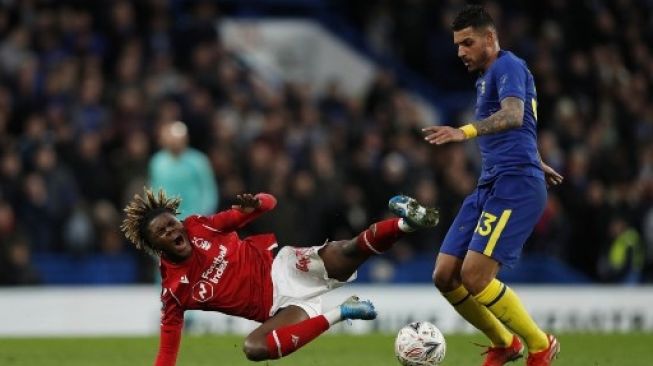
[541,162,564,188]
[422,126,466,145]
[232,193,261,213]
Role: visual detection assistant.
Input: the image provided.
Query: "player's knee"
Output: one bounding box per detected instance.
[460,267,492,295]
[242,337,269,361]
[431,268,441,288]
[433,267,459,292]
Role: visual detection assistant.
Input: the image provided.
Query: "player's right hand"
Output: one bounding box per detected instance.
[422,126,466,145]
[232,193,261,213]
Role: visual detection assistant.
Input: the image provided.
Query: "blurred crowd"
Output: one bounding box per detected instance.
[0,0,651,285]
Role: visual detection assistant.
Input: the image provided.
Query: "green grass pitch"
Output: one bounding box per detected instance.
[1,333,651,365]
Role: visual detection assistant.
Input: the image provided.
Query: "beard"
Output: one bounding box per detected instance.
[462,46,491,73]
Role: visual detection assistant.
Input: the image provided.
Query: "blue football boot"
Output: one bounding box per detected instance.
[389,195,439,229]
[340,296,377,320]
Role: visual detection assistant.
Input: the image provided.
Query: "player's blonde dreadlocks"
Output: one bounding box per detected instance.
[121,187,181,256]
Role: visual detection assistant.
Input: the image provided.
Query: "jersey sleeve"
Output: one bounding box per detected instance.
[495,57,527,102]
[205,193,277,231]
[154,289,185,366]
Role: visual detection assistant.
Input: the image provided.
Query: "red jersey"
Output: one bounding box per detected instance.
[154,193,278,366]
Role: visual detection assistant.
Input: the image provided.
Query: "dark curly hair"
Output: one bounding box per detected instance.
[121,187,180,256]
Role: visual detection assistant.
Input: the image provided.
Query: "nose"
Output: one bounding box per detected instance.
[458,47,465,58]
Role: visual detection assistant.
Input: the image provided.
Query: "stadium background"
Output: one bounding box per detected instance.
[0,0,652,365]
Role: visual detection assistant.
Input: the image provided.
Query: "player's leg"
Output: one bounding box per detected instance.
[464,176,555,360]
[243,305,309,361]
[243,297,376,361]
[320,195,438,282]
[465,251,548,353]
[434,253,516,351]
[434,191,515,354]
[251,244,378,361]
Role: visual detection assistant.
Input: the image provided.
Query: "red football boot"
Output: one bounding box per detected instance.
[480,335,524,366]
[526,335,560,366]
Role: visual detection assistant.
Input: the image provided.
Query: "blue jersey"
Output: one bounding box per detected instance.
[474,50,543,184]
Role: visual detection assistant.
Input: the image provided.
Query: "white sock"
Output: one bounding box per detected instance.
[323,307,342,325]
[398,218,415,232]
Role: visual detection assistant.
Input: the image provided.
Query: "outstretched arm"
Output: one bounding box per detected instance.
[155,325,182,366]
[207,193,277,231]
[423,97,524,145]
[154,296,184,366]
[469,97,524,136]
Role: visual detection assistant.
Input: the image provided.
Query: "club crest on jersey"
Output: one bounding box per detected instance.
[192,236,212,250]
[294,248,312,272]
[192,280,214,302]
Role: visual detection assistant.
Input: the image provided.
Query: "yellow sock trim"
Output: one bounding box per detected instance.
[474,278,505,305]
[474,279,549,352]
[442,285,471,305]
[442,285,512,347]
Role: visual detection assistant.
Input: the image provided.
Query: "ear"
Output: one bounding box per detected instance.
[484,29,493,43]
[486,28,497,45]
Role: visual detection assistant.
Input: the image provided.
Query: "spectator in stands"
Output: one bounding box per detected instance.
[0,146,23,206]
[0,236,40,285]
[0,200,16,238]
[17,173,58,252]
[598,216,645,284]
[71,131,115,203]
[112,130,151,207]
[149,121,218,219]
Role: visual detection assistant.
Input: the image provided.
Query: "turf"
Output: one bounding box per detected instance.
[0,333,651,366]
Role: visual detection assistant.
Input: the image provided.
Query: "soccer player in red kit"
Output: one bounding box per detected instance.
[121,188,438,365]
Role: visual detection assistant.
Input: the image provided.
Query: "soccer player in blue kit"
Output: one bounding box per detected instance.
[420,5,563,366]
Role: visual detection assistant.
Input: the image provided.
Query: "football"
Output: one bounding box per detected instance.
[394,321,446,366]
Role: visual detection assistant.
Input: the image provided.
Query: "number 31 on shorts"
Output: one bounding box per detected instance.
[474,209,513,255]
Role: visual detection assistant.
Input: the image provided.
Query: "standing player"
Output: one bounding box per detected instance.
[417,5,563,366]
[121,188,438,365]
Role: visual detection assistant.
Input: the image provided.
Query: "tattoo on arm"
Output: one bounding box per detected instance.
[470,97,524,136]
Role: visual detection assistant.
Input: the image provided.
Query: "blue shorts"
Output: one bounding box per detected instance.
[440,175,546,267]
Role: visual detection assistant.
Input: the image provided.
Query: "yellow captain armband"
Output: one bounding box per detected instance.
[459,124,478,139]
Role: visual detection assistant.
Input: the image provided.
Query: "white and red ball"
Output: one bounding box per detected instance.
[394,321,446,366]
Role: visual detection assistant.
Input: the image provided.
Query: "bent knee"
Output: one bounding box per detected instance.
[242,338,269,361]
[460,266,493,295]
[432,267,461,293]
